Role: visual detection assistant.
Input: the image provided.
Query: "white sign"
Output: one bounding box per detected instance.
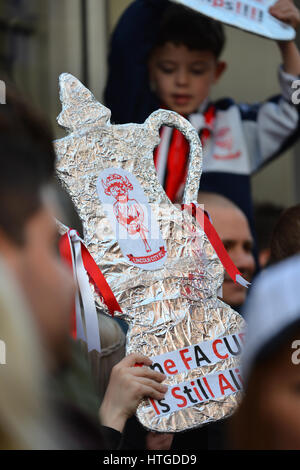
[97,168,167,271]
[146,332,244,416]
[149,366,243,417]
[173,0,295,40]
[149,331,245,376]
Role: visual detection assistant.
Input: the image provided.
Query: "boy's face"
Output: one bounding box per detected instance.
[148,42,226,115]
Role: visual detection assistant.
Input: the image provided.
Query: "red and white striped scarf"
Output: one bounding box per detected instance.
[154,104,215,202]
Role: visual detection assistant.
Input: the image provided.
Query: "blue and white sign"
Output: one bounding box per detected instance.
[173,0,295,40]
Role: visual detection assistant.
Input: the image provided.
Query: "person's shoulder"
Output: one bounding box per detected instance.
[212,97,261,121]
[212,97,237,111]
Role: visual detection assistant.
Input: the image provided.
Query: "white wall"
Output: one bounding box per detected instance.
[11,0,108,138]
[46,0,108,137]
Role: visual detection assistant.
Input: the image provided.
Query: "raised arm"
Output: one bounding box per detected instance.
[270,0,300,76]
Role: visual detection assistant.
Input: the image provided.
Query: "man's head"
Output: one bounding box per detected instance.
[148,4,226,115]
[0,93,74,369]
[199,191,255,308]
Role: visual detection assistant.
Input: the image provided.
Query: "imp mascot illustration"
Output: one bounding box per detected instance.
[102,173,151,253]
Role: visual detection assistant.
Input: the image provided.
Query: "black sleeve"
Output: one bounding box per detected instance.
[101,421,146,450]
[100,425,123,450]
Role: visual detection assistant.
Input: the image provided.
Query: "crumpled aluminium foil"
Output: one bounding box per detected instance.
[55,73,245,433]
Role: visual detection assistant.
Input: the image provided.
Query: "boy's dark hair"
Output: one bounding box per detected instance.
[254,203,284,252]
[0,88,56,245]
[151,3,225,58]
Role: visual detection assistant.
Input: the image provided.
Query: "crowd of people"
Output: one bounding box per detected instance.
[1,0,300,451]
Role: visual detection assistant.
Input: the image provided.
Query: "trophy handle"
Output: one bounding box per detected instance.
[145,109,203,204]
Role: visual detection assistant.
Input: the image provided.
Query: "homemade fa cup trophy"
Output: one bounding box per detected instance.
[55,73,245,433]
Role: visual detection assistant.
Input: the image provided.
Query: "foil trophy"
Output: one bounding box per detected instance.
[55,73,245,433]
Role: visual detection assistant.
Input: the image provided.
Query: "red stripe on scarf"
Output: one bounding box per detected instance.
[165,128,190,202]
[154,105,216,202]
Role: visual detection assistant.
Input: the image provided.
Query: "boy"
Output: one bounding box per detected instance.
[105,0,300,230]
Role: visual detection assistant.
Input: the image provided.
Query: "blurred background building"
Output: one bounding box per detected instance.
[1,0,300,208]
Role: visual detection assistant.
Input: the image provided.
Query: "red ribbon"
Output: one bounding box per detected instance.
[59,232,122,326]
[200,104,216,147]
[80,242,122,317]
[182,203,250,287]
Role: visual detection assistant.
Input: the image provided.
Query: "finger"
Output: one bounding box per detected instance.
[130,366,166,382]
[138,384,167,401]
[134,376,168,394]
[269,1,285,8]
[269,2,294,10]
[269,6,294,15]
[270,0,295,7]
[270,10,295,23]
[120,353,153,367]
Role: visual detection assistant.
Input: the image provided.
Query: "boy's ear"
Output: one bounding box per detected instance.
[214,61,227,83]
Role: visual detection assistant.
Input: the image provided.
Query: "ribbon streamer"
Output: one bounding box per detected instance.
[59,230,123,352]
[60,230,101,352]
[79,242,122,317]
[182,203,250,288]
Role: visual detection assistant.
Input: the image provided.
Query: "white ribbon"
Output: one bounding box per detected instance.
[68,230,101,353]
